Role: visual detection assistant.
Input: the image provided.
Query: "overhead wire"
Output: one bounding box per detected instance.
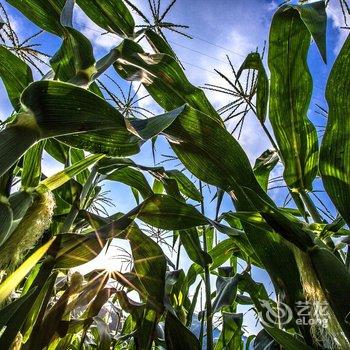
[74,22,326,101]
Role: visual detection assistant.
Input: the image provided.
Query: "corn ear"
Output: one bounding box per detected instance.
[0,191,55,270]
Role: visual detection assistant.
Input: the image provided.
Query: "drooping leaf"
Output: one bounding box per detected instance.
[105,166,153,199]
[76,0,134,38]
[36,154,104,193]
[179,228,212,267]
[6,0,66,35]
[0,80,137,176]
[265,326,313,350]
[319,34,350,226]
[0,200,13,246]
[21,141,45,189]
[253,150,279,192]
[212,276,239,314]
[268,4,319,191]
[129,194,208,230]
[237,52,268,122]
[0,287,37,329]
[214,312,243,350]
[165,311,200,350]
[50,0,96,86]
[144,29,179,60]
[114,39,222,122]
[0,46,33,110]
[123,224,166,311]
[309,246,350,339]
[293,1,327,63]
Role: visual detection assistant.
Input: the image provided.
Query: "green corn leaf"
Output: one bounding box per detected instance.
[0,80,137,177]
[0,238,55,303]
[265,326,313,350]
[179,228,212,267]
[6,0,66,35]
[0,46,33,110]
[208,239,237,270]
[237,52,268,123]
[0,287,37,329]
[123,224,166,311]
[165,170,201,201]
[129,194,208,230]
[105,167,153,199]
[114,39,222,122]
[51,0,96,86]
[253,329,279,350]
[21,141,46,189]
[319,34,350,226]
[70,148,89,184]
[292,1,327,63]
[98,157,201,201]
[215,313,243,350]
[144,29,179,59]
[76,0,134,38]
[253,150,279,192]
[0,200,13,246]
[0,167,14,198]
[0,285,40,349]
[186,281,202,328]
[44,138,70,164]
[268,4,319,191]
[165,311,200,350]
[212,276,239,314]
[9,190,34,222]
[36,154,104,193]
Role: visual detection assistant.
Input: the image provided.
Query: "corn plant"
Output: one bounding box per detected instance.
[0,0,350,349]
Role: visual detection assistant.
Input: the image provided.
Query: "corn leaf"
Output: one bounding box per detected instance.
[0,201,13,246]
[6,0,66,35]
[293,1,327,63]
[253,150,279,192]
[51,0,96,86]
[215,313,243,350]
[114,39,222,122]
[265,326,313,350]
[36,154,104,193]
[165,311,200,350]
[212,276,239,314]
[319,34,350,226]
[0,238,55,303]
[21,141,45,189]
[76,0,134,38]
[237,52,268,122]
[105,167,153,199]
[268,4,319,191]
[0,80,137,177]
[0,46,33,110]
[179,228,212,267]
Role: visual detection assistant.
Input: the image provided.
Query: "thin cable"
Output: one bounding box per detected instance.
[167,39,231,65]
[191,34,245,58]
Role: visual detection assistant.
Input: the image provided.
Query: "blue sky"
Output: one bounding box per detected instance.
[0,0,349,336]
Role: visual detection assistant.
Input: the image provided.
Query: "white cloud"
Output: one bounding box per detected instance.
[327,2,348,54]
[74,6,122,51]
